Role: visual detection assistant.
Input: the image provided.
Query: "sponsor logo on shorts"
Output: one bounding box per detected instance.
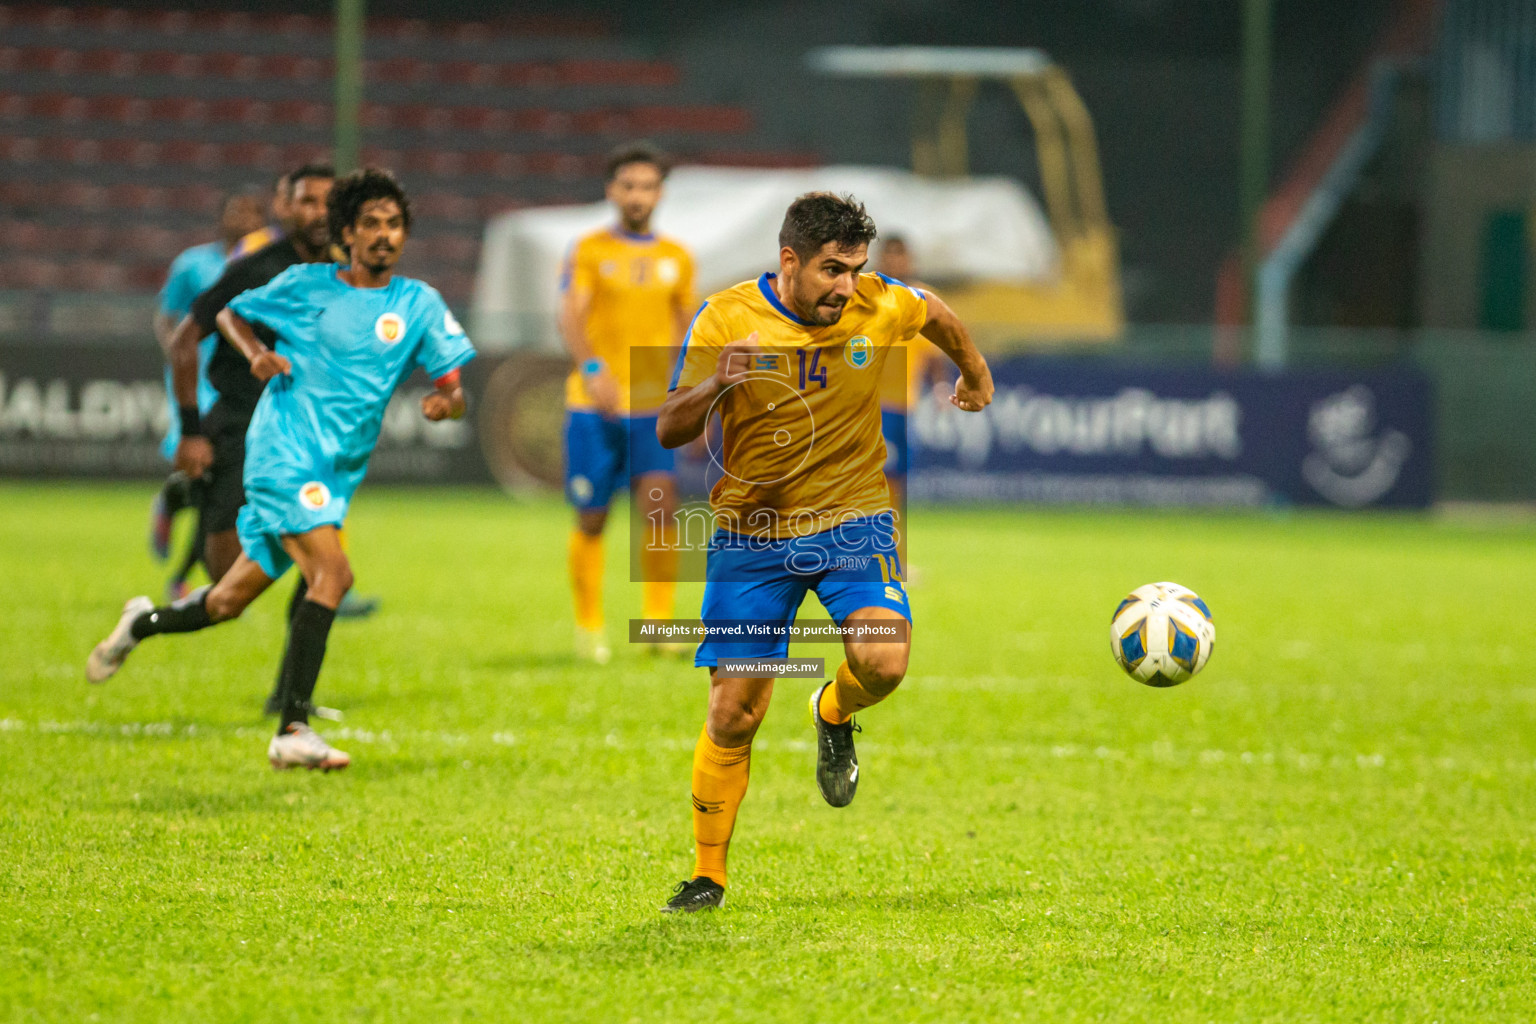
[570,475,594,504]
[299,481,331,509]
[884,585,904,604]
[375,313,405,344]
[844,335,873,369]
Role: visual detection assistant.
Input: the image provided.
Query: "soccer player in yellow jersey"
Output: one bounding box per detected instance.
[560,143,697,662]
[655,193,994,911]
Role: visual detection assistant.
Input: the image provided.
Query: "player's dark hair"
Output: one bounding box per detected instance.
[327,167,412,247]
[285,162,335,196]
[604,140,671,182]
[779,192,878,261]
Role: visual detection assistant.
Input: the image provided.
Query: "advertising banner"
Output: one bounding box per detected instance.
[910,356,1433,508]
[0,341,493,484]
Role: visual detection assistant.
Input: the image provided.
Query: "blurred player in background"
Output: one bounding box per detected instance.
[227,171,289,261]
[874,234,947,568]
[87,169,475,771]
[149,191,265,600]
[164,163,336,585]
[559,142,696,663]
[655,193,994,911]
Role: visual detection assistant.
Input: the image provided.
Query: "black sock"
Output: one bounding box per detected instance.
[278,599,336,734]
[130,585,212,640]
[287,575,310,622]
[171,511,205,584]
[268,576,311,703]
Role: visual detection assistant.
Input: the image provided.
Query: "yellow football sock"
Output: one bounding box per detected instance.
[640,523,678,622]
[818,659,885,725]
[568,529,604,631]
[691,725,750,887]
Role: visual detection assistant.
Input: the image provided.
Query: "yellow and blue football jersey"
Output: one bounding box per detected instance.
[562,228,695,414]
[671,271,928,538]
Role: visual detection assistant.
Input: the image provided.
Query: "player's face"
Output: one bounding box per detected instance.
[879,242,913,282]
[605,161,663,232]
[286,176,334,251]
[344,198,407,274]
[781,241,868,326]
[270,177,290,222]
[220,195,264,243]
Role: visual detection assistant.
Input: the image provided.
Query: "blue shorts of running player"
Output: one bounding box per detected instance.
[694,514,911,669]
[564,410,675,510]
[881,409,908,476]
[236,462,354,581]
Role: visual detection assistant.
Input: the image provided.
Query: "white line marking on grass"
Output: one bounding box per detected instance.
[1,717,1528,778]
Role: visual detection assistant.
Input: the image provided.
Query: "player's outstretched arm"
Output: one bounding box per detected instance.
[421,369,466,421]
[918,291,994,412]
[215,308,290,382]
[656,333,759,448]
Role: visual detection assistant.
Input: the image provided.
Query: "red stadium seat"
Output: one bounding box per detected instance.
[269,99,327,128]
[0,258,63,290]
[79,48,138,77]
[436,61,496,87]
[105,183,163,212]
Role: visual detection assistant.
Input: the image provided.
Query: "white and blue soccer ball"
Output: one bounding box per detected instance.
[1110,582,1214,687]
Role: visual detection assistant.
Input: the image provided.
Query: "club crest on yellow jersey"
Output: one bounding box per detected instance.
[844,335,873,369]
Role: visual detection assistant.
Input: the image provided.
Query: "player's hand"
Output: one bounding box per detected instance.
[249,350,291,382]
[421,390,464,421]
[711,332,763,392]
[586,368,621,418]
[951,366,994,413]
[173,435,214,478]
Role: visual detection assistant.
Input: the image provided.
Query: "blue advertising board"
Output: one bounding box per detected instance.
[909,357,1433,508]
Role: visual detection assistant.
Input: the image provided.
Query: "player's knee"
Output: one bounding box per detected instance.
[707,696,767,747]
[308,559,354,603]
[577,510,607,536]
[205,587,245,623]
[852,647,908,698]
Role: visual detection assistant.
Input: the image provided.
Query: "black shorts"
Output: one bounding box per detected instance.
[199,399,253,534]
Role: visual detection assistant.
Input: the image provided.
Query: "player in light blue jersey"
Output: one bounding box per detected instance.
[149,192,264,595]
[88,170,474,771]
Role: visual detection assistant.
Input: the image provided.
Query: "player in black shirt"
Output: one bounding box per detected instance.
[166,164,336,568]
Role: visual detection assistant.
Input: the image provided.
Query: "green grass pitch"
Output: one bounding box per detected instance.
[3,482,1535,1021]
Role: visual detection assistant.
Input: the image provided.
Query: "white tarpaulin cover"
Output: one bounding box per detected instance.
[470,164,1058,349]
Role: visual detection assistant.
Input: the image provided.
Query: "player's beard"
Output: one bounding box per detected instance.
[621,204,653,233]
[807,291,847,327]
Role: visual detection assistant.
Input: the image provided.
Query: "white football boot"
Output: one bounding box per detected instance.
[575,626,612,665]
[268,723,351,771]
[86,596,154,683]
